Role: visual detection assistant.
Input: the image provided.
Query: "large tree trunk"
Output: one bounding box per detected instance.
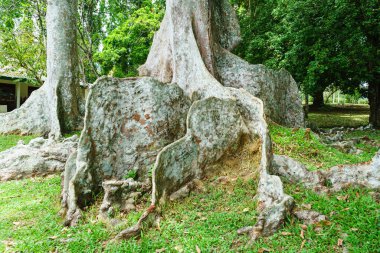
[61,0,303,242]
[369,80,380,129]
[312,90,325,108]
[0,0,83,137]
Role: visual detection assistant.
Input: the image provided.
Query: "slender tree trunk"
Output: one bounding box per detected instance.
[46,0,83,136]
[369,80,380,129]
[0,0,83,137]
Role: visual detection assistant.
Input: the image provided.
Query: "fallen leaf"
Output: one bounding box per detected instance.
[49,236,58,240]
[243,208,250,213]
[281,232,293,236]
[196,245,201,253]
[300,229,305,239]
[337,195,349,201]
[3,239,15,247]
[292,128,300,133]
[60,238,75,244]
[174,245,184,253]
[155,248,166,253]
[350,228,359,231]
[302,204,312,210]
[320,220,332,226]
[299,240,306,251]
[300,224,308,230]
[337,238,343,247]
[258,248,271,253]
[12,222,21,226]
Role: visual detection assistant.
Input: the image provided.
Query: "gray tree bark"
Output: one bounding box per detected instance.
[61,0,303,243]
[0,0,83,138]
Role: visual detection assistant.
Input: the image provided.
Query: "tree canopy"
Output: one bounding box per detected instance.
[233,0,379,107]
[0,0,378,112]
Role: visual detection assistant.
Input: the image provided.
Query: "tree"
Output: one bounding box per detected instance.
[234,0,379,117]
[0,0,47,85]
[95,4,163,77]
[0,0,83,137]
[61,0,304,243]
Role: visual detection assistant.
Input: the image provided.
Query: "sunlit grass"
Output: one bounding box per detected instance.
[0,106,379,252]
[0,135,37,152]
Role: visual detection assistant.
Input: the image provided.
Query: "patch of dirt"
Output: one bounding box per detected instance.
[204,134,261,186]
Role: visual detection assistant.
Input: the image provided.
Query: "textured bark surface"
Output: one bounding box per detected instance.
[216,49,304,127]
[0,88,51,135]
[0,136,77,181]
[99,179,151,219]
[153,97,247,203]
[139,0,304,127]
[0,0,83,137]
[61,77,191,225]
[62,0,303,242]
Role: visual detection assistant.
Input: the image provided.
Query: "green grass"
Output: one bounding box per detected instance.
[308,104,370,128]
[0,135,37,152]
[0,111,379,252]
[270,125,379,171]
[1,172,379,252]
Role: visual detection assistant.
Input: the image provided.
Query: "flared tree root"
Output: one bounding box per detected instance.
[62,0,305,243]
[0,0,83,138]
[60,76,296,242]
[0,135,78,181]
[272,152,380,193]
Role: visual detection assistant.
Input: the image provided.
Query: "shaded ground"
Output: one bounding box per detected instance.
[308,104,370,128]
[0,121,379,252]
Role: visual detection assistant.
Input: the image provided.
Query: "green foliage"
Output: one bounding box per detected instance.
[95,5,163,77]
[0,0,165,83]
[124,170,138,180]
[233,0,379,99]
[0,0,46,85]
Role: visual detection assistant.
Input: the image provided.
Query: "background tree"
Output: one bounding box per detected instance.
[233,0,379,127]
[95,3,163,77]
[0,0,46,85]
[0,0,83,137]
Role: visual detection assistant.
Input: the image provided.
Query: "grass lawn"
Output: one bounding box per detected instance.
[308,104,370,128]
[0,109,379,252]
[0,135,36,152]
[270,125,379,171]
